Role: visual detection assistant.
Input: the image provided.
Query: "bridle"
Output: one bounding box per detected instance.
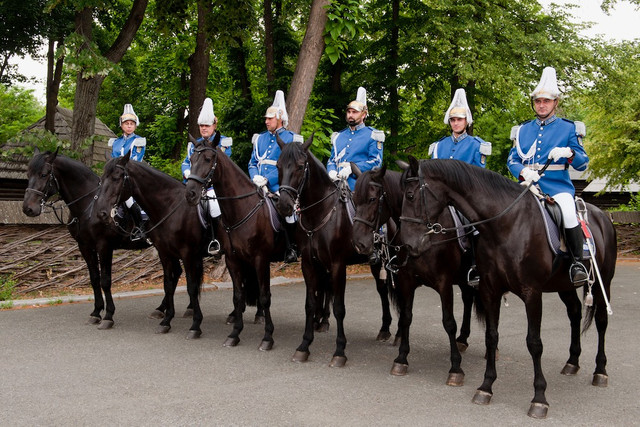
[186,144,219,191]
[353,180,388,232]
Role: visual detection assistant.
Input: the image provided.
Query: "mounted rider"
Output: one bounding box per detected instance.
[109,104,147,241]
[507,66,589,286]
[430,88,492,287]
[182,97,232,257]
[248,90,303,263]
[327,87,384,191]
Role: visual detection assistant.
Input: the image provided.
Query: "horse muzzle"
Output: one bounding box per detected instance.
[185,185,201,206]
[22,202,41,217]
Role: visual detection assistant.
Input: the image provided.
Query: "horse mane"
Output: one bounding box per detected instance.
[279,139,331,185]
[422,159,524,204]
[29,151,98,182]
[105,157,183,190]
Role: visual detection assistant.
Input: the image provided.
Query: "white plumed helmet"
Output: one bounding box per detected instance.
[197,97,217,125]
[444,88,473,125]
[120,104,139,126]
[264,90,289,127]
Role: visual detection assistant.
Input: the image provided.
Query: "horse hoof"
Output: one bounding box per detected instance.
[527,402,549,419]
[592,373,609,387]
[446,372,464,387]
[292,350,310,363]
[315,322,330,333]
[186,330,202,340]
[148,310,164,320]
[182,308,194,318]
[97,320,114,330]
[155,325,171,334]
[259,340,273,351]
[391,336,401,347]
[254,315,265,325]
[472,390,492,405]
[560,363,580,376]
[223,336,240,347]
[376,331,391,342]
[329,356,347,368]
[483,349,500,361]
[390,362,408,376]
[87,316,101,325]
[456,341,469,352]
[225,315,236,325]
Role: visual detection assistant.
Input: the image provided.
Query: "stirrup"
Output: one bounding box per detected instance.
[284,247,298,263]
[131,227,146,242]
[208,239,221,256]
[467,265,480,288]
[570,262,588,287]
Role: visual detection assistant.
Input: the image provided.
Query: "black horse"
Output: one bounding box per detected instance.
[184,133,286,351]
[95,152,207,338]
[23,148,151,328]
[275,136,394,367]
[352,165,476,385]
[399,157,616,418]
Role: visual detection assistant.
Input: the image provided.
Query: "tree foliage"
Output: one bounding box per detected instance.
[0,85,43,144]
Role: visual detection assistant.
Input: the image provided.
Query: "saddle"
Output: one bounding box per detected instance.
[197,196,284,233]
[537,196,593,259]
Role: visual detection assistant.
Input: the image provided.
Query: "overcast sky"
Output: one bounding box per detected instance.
[12,0,640,103]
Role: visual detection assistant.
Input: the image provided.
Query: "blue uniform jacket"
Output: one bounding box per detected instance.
[327,123,384,191]
[507,116,588,196]
[428,133,491,168]
[182,135,232,182]
[248,128,302,192]
[109,133,146,162]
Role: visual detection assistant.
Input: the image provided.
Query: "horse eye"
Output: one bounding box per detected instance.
[369,197,376,203]
[41,173,47,178]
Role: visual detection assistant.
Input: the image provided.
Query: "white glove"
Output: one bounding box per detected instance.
[548,147,573,162]
[328,170,338,181]
[520,168,540,183]
[183,169,191,179]
[338,164,352,179]
[252,175,268,187]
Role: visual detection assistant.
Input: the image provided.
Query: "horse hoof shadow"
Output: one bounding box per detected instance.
[87,316,101,325]
[314,322,330,333]
[376,331,391,342]
[183,309,194,318]
[254,315,265,325]
[155,325,171,334]
[390,362,408,376]
[97,320,114,330]
[148,310,164,320]
[391,336,401,347]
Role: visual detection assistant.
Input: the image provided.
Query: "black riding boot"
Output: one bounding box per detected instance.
[466,234,480,288]
[283,222,299,263]
[566,225,588,287]
[129,202,147,241]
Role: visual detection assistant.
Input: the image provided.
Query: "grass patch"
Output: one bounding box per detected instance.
[0,301,14,309]
[47,298,64,306]
[0,275,17,301]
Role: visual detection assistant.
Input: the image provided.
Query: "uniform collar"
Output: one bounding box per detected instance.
[535,114,557,126]
[452,132,468,143]
[349,122,366,131]
[270,127,285,136]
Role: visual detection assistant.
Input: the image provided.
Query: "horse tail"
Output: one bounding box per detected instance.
[472,288,486,325]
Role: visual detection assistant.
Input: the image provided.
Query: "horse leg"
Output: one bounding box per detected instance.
[523,293,549,418]
[151,265,183,319]
[438,282,464,386]
[370,263,393,342]
[456,282,474,352]
[558,290,582,375]
[592,291,609,386]
[224,259,246,347]
[79,245,103,324]
[97,249,116,330]
[156,257,181,334]
[313,285,330,332]
[184,257,204,339]
[257,259,274,351]
[390,270,415,376]
[292,261,322,363]
[329,264,348,367]
[472,292,501,406]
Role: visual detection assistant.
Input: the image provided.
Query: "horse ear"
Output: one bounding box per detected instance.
[34,146,40,156]
[396,159,409,171]
[118,150,131,166]
[408,156,419,174]
[188,133,198,144]
[351,162,362,178]
[212,131,220,147]
[302,133,314,151]
[276,133,286,150]
[48,146,59,163]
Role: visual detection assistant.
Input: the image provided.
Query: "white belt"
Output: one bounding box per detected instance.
[338,162,351,168]
[259,159,277,166]
[527,164,566,171]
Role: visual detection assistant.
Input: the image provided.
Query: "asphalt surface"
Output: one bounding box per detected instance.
[1,262,639,426]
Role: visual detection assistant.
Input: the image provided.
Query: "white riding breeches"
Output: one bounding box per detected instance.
[125,197,134,208]
[552,192,578,228]
[206,188,221,218]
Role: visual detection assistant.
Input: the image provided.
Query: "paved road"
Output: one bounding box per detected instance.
[1,262,639,426]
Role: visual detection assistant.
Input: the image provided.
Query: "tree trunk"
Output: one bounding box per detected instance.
[264,0,275,96]
[45,38,64,133]
[187,0,211,139]
[70,0,148,150]
[286,0,330,134]
[388,0,400,156]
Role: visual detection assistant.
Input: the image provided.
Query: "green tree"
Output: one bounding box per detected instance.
[0,85,43,144]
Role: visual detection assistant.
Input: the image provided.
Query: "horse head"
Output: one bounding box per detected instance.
[398,155,435,257]
[185,131,221,206]
[95,151,133,225]
[275,133,313,218]
[352,164,388,255]
[23,147,60,217]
